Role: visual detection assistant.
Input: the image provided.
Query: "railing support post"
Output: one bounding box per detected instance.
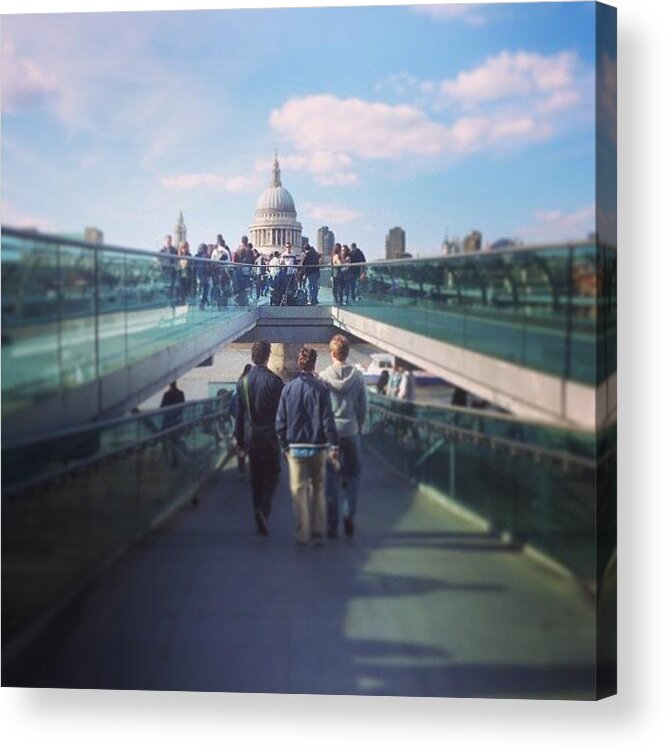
[449,441,456,498]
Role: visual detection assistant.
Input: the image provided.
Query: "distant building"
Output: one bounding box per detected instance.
[84,226,104,245]
[386,226,407,259]
[441,235,461,255]
[62,228,104,244]
[489,237,517,251]
[463,230,482,253]
[317,226,335,259]
[301,235,310,248]
[174,210,187,247]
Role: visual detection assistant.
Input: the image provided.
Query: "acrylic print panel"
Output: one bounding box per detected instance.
[1,2,616,699]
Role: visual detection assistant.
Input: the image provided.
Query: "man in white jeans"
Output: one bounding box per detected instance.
[276,346,339,547]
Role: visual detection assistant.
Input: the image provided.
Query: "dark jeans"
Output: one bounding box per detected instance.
[248,430,281,518]
[336,276,348,304]
[332,276,342,304]
[347,274,359,302]
[199,276,212,307]
[326,434,362,535]
[307,273,320,304]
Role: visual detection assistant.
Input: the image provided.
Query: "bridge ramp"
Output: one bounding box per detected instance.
[5,446,596,698]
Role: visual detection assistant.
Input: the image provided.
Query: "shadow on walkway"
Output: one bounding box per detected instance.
[4,444,596,698]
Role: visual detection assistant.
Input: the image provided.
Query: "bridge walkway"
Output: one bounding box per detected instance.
[7,446,596,698]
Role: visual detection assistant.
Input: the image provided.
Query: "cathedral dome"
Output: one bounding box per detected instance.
[255,185,296,213]
[248,153,303,257]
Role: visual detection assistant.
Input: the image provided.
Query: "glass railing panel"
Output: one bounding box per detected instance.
[342,242,613,385]
[1,397,234,646]
[1,228,259,417]
[97,246,130,374]
[365,394,608,581]
[1,233,64,408]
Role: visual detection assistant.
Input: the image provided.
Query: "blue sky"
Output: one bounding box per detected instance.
[1,2,600,258]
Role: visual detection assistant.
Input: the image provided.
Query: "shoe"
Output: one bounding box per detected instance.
[343,517,355,538]
[254,511,269,537]
[312,533,324,547]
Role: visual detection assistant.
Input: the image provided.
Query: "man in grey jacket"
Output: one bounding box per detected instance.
[319,334,367,539]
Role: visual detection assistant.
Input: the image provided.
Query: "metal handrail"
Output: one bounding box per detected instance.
[367,401,606,471]
[2,225,614,267]
[367,392,591,430]
[1,396,227,451]
[2,397,233,497]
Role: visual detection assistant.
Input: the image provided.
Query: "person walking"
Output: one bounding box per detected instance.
[276,346,339,547]
[235,343,284,536]
[319,335,367,539]
[233,235,253,305]
[280,241,296,268]
[348,242,366,303]
[388,364,402,397]
[376,369,390,396]
[255,252,268,298]
[159,234,178,304]
[340,245,351,304]
[212,235,231,262]
[331,243,343,305]
[302,243,321,305]
[160,381,185,467]
[160,380,185,409]
[397,368,416,401]
[176,241,192,304]
[278,242,298,305]
[195,243,212,309]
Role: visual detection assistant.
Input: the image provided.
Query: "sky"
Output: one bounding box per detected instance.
[1,2,601,258]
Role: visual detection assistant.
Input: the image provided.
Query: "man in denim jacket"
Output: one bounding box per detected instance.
[276,346,339,547]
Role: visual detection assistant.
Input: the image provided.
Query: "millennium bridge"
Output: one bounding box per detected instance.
[1,227,616,698]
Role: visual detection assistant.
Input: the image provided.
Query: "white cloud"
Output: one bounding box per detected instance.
[306,204,362,224]
[160,173,263,192]
[1,38,61,113]
[160,151,358,195]
[1,198,53,232]
[365,49,589,166]
[440,50,579,105]
[1,19,217,169]
[516,203,595,242]
[537,89,582,114]
[375,51,588,120]
[412,5,488,27]
[270,94,552,162]
[270,95,451,159]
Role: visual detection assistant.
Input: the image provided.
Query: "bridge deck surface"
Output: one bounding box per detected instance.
[9,446,596,698]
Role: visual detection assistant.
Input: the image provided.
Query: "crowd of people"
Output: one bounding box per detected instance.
[158,233,367,309]
[234,336,366,548]
[157,333,420,547]
[331,242,367,305]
